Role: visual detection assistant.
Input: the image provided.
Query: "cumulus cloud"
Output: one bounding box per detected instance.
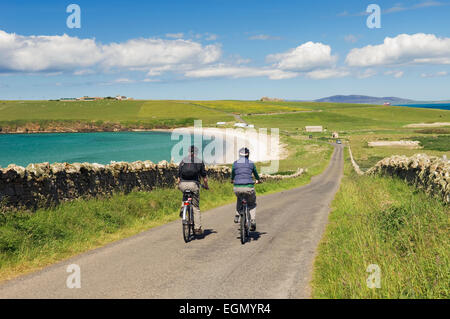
[249,34,281,41]
[113,78,135,83]
[384,70,404,78]
[421,71,448,77]
[73,69,94,76]
[346,33,450,67]
[165,33,184,39]
[267,42,337,72]
[0,30,102,72]
[0,30,221,74]
[184,65,298,80]
[341,1,447,16]
[205,33,218,41]
[384,1,446,14]
[357,68,377,79]
[184,41,343,80]
[101,39,221,69]
[344,34,359,43]
[306,68,350,80]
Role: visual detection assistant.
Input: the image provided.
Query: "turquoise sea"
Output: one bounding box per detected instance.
[0,131,203,168]
[396,103,450,111]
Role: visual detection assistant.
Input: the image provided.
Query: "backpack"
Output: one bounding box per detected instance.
[180,161,199,180]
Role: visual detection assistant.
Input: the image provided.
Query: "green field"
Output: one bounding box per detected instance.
[0,99,449,297]
[0,100,234,129]
[191,100,308,114]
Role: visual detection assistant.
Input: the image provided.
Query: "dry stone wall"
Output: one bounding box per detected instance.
[349,147,449,203]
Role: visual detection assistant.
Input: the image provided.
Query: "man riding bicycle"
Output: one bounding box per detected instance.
[178,145,209,236]
[231,147,261,231]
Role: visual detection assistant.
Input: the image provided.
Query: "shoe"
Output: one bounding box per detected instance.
[250,220,256,231]
[194,228,204,236]
[234,215,240,224]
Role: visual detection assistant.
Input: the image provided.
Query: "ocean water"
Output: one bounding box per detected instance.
[0,131,206,168]
[396,103,450,111]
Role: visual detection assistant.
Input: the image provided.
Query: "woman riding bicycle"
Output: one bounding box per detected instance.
[178,145,209,236]
[231,147,261,231]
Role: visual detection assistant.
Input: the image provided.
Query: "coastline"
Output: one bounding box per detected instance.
[0,126,287,166]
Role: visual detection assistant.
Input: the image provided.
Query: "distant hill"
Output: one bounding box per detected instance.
[314,95,417,105]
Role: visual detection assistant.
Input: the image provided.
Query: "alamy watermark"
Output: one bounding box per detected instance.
[66,264,81,289]
[366,264,381,289]
[366,4,381,29]
[66,4,81,29]
[170,120,280,175]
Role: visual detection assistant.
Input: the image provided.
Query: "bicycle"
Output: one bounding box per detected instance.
[180,184,208,243]
[234,180,261,245]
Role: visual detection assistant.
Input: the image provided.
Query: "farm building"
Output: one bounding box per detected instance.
[305,126,323,133]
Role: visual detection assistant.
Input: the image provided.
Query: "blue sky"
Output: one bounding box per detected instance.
[0,0,449,100]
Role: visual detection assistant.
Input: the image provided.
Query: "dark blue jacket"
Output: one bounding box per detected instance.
[232,157,260,186]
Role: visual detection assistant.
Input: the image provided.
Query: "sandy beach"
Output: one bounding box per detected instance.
[164,127,288,165]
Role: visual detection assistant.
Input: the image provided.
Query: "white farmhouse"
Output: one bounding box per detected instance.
[305,126,323,133]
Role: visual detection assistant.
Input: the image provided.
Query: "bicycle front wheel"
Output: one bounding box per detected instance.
[240,212,247,245]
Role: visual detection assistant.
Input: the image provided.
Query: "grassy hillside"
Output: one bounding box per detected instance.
[191,100,308,114]
[0,100,234,129]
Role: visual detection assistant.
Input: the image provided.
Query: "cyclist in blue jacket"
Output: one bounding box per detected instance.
[231,147,261,231]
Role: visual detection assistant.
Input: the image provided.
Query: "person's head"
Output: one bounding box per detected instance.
[239,147,250,158]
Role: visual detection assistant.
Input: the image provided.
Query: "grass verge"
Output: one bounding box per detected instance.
[312,154,449,299]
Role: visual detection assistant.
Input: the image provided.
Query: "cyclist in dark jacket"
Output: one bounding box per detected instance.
[178,145,209,236]
[231,147,260,231]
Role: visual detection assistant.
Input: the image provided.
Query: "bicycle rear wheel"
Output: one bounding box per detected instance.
[182,206,191,243]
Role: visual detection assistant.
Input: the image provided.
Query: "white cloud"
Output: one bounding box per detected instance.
[357,68,377,79]
[249,34,281,41]
[73,69,94,75]
[346,33,450,67]
[344,34,359,43]
[101,39,221,69]
[165,33,184,39]
[184,65,298,80]
[306,68,350,80]
[267,42,337,72]
[384,70,404,78]
[384,1,446,13]
[0,30,102,72]
[205,33,218,41]
[0,30,221,74]
[421,71,448,77]
[143,78,161,82]
[114,78,135,83]
[341,1,447,16]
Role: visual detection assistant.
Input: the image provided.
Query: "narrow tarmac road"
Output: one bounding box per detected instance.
[0,145,344,299]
